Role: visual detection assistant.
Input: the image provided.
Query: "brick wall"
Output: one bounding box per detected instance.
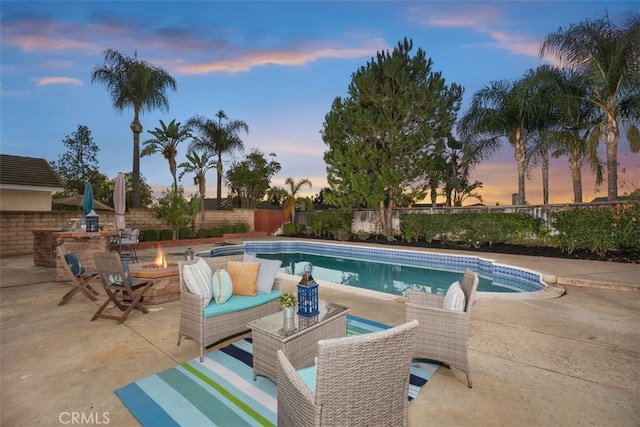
[0,209,254,257]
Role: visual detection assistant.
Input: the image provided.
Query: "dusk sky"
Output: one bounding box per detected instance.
[1,1,638,206]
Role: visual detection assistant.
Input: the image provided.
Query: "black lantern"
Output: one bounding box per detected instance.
[185,247,194,260]
[297,263,319,317]
[85,210,99,232]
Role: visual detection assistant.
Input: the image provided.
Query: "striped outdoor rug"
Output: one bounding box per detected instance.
[115,315,438,426]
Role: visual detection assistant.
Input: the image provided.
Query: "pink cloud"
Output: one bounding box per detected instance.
[177,42,386,75]
[11,35,97,52]
[411,5,502,28]
[37,77,83,86]
[487,31,540,57]
[411,5,543,60]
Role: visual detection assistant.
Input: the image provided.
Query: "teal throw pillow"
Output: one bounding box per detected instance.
[64,252,85,277]
[211,268,233,305]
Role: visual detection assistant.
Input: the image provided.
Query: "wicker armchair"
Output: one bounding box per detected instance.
[276,320,418,427]
[405,268,479,388]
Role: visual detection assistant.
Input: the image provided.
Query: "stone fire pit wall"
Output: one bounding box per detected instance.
[128,262,180,304]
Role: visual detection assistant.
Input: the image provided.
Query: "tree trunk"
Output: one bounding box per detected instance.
[199,179,206,225]
[605,111,620,201]
[569,152,583,203]
[541,149,549,205]
[170,157,178,195]
[514,131,526,205]
[378,199,395,237]
[378,200,387,237]
[216,153,223,209]
[430,182,438,207]
[130,117,143,208]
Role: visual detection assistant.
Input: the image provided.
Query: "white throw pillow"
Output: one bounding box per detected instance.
[211,268,233,305]
[183,258,213,307]
[443,281,466,312]
[243,254,282,294]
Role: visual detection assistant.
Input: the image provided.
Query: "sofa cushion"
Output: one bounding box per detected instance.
[183,258,214,307]
[297,365,317,392]
[243,254,282,294]
[211,268,233,305]
[202,290,282,318]
[443,281,466,312]
[227,260,260,296]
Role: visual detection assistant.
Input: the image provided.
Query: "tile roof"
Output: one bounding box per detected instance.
[0,154,65,188]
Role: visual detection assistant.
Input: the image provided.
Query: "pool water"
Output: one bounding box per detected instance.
[258,252,512,294]
[201,241,546,295]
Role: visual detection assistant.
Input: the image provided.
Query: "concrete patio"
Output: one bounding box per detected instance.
[1,240,638,426]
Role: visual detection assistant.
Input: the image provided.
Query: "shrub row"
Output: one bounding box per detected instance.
[399,212,548,247]
[139,222,248,241]
[552,201,640,254]
[284,203,639,255]
[305,211,352,240]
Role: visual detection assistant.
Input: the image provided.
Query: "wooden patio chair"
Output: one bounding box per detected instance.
[277,320,418,427]
[56,245,99,306]
[405,268,479,387]
[91,251,153,324]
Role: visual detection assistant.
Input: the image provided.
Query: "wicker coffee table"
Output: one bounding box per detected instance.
[248,300,350,383]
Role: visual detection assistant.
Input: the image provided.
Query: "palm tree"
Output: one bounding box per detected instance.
[178,152,217,223]
[458,77,542,205]
[530,67,603,203]
[282,177,312,222]
[187,110,248,209]
[91,49,177,207]
[540,15,640,201]
[141,119,190,194]
[437,136,492,207]
[519,65,565,205]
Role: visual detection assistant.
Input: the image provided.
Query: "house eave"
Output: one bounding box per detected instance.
[0,184,65,192]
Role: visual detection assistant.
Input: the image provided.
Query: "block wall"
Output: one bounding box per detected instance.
[0,209,254,257]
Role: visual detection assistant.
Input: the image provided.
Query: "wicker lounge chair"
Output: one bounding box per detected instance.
[276,320,418,427]
[405,268,479,388]
[56,244,99,306]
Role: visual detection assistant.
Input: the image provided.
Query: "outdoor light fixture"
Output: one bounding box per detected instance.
[85,210,99,232]
[185,248,194,261]
[297,263,319,317]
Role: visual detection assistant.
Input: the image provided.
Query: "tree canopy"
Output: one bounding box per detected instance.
[187,110,248,209]
[225,149,281,208]
[540,14,640,200]
[50,124,99,195]
[322,38,463,235]
[91,48,176,207]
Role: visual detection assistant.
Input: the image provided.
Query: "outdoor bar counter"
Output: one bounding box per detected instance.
[32,229,119,281]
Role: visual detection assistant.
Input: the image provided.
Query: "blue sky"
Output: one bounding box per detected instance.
[1,1,638,205]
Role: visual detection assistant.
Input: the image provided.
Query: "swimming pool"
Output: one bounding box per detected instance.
[199,240,547,295]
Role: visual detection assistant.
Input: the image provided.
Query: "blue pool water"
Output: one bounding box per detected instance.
[200,241,546,295]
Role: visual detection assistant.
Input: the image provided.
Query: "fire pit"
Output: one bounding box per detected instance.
[142,262,178,270]
[128,247,181,304]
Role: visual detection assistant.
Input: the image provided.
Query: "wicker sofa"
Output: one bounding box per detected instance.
[177,255,282,361]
